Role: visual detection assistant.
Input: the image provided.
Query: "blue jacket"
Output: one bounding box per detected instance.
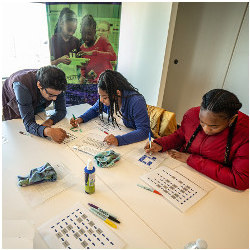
[79,90,151,146]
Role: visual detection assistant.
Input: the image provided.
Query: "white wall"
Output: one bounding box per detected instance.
[223,6,249,115]
[117,2,172,106]
[161,2,248,123]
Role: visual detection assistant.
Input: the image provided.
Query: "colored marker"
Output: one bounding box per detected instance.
[149,132,152,149]
[88,203,120,224]
[104,131,109,135]
[149,132,152,155]
[72,114,82,132]
[137,184,162,196]
[89,208,117,229]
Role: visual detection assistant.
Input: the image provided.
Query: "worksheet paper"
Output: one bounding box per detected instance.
[38,203,126,249]
[124,147,167,171]
[69,132,110,157]
[141,166,209,212]
[19,163,77,207]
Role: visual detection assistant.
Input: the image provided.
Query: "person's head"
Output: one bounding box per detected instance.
[97,70,140,125]
[97,20,110,39]
[80,14,96,47]
[199,89,242,135]
[54,8,77,40]
[36,65,67,101]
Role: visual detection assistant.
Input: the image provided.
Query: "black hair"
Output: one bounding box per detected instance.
[97,70,140,127]
[184,89,242,166]
[54,8,77,34]
[36,65,67,91]
[80,14,96,34]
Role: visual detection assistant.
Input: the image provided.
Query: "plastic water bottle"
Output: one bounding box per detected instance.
[184,239,208,249]
[84,159,95,194]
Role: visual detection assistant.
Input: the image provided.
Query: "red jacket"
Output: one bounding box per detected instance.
[154,107,249,190]
[80,36,116,83]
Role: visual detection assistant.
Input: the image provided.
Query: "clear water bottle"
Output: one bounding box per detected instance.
[184,239,208,249]
[84,159,95,194]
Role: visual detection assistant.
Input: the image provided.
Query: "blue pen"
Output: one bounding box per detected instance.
[149,132,152,155]
[149,132,152,148]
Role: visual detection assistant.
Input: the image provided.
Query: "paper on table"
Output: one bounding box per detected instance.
[124,147,167,171]
[38,203,126,249]
[70,132,110,156]
[18,163,77,207]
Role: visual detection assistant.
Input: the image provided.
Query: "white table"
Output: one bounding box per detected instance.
[2,104,249,249]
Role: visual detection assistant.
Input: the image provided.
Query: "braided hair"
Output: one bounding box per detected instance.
[184,89,242,166]
[54,8,77,34]
[98,70,140,128]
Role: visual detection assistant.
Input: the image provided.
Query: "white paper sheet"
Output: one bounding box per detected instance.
[19,163,77,207]
[141,166,209,212]
[38,203,126,249]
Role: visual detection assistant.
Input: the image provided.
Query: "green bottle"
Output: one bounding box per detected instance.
[84,159,95,194]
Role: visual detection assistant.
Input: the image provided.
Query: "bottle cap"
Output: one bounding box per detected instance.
[87,159,93,171]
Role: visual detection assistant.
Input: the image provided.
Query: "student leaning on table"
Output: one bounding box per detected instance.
[70,70,151,146]
[145,89,249,190]
[2,66,68,143]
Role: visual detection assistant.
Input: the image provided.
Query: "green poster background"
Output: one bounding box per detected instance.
[46,3,121,84]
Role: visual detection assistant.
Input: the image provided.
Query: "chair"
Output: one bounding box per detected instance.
[146,104,177,138]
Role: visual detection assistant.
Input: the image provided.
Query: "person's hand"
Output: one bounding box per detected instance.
[42,119,54,127]
[70,117,83,128]
[77,51,95,57]
[59,55,71,65]
[144,141,163,154]
[44,127,68,143]
[104,134,118,146]
[167,150,190,163]
[50,128,68,143]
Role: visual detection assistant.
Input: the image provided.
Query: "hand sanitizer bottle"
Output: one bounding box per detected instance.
[84,159,95,194]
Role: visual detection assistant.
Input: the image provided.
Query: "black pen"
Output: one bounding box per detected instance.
[88,203,120,224]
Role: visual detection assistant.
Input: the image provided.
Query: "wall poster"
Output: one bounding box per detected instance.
[46,3,121,106]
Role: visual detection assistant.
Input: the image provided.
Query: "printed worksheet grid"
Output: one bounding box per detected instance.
[141,166,207,212]
[39,204,125,249]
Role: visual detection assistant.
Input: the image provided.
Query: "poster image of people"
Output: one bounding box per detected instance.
[46,3,121,106]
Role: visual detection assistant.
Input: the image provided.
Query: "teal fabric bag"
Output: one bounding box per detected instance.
[17,162,57,187]
[94,150,120,168]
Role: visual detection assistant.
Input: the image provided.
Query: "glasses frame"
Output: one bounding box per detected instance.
[43,88,61,98]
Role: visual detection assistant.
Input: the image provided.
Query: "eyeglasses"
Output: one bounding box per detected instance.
[44,88,61,98]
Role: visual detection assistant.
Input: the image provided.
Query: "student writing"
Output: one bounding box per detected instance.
[70,70,151,146]
[2,66,68,143]
[145,89,249,190]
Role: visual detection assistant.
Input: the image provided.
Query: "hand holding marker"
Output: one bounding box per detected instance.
[72,114,82,132]
[149,132,152,155]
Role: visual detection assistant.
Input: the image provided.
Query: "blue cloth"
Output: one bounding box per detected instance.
[17,162,57,187]
[94,150,120,168]
[13,82,66,137]
[79,90,151,146]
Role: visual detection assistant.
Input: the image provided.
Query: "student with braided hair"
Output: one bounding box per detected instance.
[70,70,151,146]
[77,14,116,83]
[145,89,249,190]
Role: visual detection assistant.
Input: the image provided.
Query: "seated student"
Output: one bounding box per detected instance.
[2,66,68,143]
[70,70,151,146]
[145,89,249,190]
